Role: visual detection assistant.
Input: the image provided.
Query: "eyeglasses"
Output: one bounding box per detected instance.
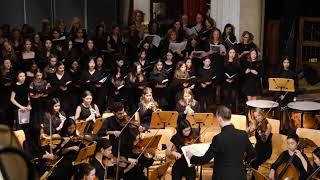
[243,36,250,39]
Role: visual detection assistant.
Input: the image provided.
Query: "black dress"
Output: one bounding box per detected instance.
[251,131,272,169]
[0,70,15,127]
[241,60,262,96]
[149,70,169,109]
[29,80,49,126]
[48,72,73,116]
[274,69,298,107]
[222,62,241,112]
[170,135,196,180]
[196,66,216,112]
[11,82,30,133]
[271,150,310,180]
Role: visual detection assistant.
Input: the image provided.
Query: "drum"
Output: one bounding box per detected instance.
[287,101,320,129]
[246,100,279,121]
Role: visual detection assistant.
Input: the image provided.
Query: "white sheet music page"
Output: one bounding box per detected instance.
[181,143,212,167]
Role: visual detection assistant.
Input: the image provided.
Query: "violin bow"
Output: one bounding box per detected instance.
[116,107,140,180]
[136,128,161,161]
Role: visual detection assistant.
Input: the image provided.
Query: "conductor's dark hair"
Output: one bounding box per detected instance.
[110,102,124,113]
[287,133,300,143]
[216,105,232,120]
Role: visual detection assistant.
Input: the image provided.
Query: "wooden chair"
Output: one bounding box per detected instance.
[296,128,320,146]
[251,168,269,180]
[266,118,280,134]
[13,130,26,148]
[230,114,247,131]
[260,133,287,169]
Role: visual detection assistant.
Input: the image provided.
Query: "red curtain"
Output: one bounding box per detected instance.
[183,0,207,25]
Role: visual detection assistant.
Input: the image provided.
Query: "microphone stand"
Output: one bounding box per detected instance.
[115,107,140,180]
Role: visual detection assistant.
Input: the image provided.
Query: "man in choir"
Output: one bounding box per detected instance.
[186,105,256,180]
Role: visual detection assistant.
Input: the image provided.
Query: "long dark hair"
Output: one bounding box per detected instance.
[222,23,236,42]
[175,116,193,146]
[94,139,112,155]
[59,118,76,137]
[48,98,60,114]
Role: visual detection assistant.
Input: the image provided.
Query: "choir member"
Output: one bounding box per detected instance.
[222,48,241,112]
[241,48,262,101]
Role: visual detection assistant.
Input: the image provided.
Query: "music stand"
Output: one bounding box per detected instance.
[186,113,216,130]
[137,135,162,149]
[150,111,179,129]
[76,120,89,135]
[92,117,106,134]
[72,142,96,166]
[149,161,173,180]
[186,113,215,180]
[268,78,295,129]
[268,78,295,92]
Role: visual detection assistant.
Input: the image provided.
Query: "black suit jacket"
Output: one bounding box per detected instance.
[190,124,256,180]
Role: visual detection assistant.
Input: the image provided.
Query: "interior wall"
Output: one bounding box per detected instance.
[0,0,117,32]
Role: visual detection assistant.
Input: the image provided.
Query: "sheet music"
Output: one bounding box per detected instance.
[181,143,212,167]
[191,51,207,58]
[65,81,72,85]
[99,76,108,83]
[169,41,187,53]
[161,79,169,83]
[225,73,237,79]
[143,34,162,47]
[210,44,221,54]
[18,109,30,124]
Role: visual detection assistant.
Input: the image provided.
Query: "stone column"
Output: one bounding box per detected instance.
[210,0,264,49]
[133,0,150,24]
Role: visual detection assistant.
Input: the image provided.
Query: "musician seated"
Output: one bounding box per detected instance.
[268,133,310,180]
[246,108,272,170]
[120,127,155,180]
[73,163,96,180]
[90,139,115,180]
[138,87,159,128]
[74,90,101,122]
[23,126,55,175]
[52,118,81,179]
[176,88,200,115]
[310,147,320,178]
[41,98,66,137]
[165,117,196,180]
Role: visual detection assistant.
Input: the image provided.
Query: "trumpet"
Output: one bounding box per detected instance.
[147,102,161,112]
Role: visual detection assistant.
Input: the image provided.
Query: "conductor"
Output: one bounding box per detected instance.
[186,105,256,180]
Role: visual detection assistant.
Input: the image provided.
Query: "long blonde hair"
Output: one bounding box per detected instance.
[178,88,196,106]
[140,87,158,108]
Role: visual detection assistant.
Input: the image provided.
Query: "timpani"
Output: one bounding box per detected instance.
[246,100,279,122]
[287,101,320,129]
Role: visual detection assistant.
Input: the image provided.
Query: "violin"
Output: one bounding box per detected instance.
[132,146,157,159]
[248,118,269,141]
[40,134,63,147]
[184,131,201,145]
